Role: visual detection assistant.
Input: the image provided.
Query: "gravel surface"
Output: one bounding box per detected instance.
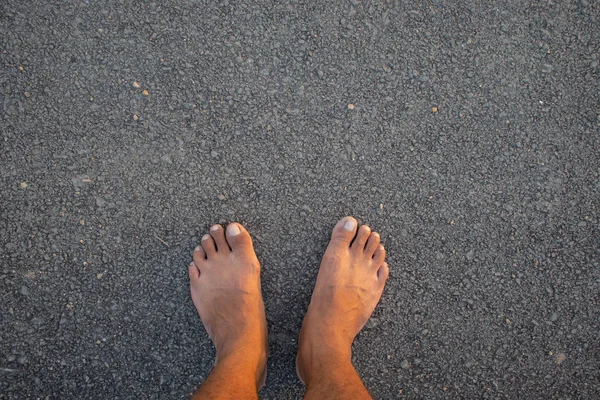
[1,1,599,399]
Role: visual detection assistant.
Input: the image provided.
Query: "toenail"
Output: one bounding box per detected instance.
[228,224,241,236]
[343,219,357,231]
[194,246,202,252]
[210,225,220,231]
[202,234,210,241]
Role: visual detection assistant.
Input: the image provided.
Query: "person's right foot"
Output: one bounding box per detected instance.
[296,216,389,385]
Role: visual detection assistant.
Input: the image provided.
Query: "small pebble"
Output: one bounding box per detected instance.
[133,114,139,121]
[347,104,355,110]
[132,81,141,88]
[142,89,149,96]
[432,106,438,113]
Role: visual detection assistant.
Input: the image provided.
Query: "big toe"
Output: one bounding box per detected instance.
[226,223,254,254]
[329,216,358,247]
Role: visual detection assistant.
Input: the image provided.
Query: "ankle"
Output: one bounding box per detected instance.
[216,337,266,365]
[213,320,266,359]
[215,345,267,388]
[299,320,354,357]
[297,331,354,385]
[299,353,355,389]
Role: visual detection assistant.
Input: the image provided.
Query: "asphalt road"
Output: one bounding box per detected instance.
[1,1,599,399]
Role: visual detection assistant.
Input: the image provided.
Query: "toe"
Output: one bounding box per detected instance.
[365,232,380,257]
[329,216,358,247]
[352,225,371,250]
[210,224,230,252]
[201,234,217,257]
[226,223,254,254]
[193,245,206,266]
[372,244,386,265]
[377,262,389,282]
[188,261,200,281]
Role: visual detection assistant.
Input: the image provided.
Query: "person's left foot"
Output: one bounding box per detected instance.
[188,223,268,389]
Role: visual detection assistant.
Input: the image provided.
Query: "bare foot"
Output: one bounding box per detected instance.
[188,223,268,390]
[296,216,389,385]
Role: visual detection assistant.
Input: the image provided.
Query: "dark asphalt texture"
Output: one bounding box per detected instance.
[1,1,599,399]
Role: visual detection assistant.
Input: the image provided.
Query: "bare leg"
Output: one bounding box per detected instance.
[297,217,389,400]
[188,223,268,400]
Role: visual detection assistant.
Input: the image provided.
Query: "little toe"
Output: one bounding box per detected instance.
[210,224,230,252]
[201,234,217,257]
[193,245,206,266]
[226,223,254,255]
[372,244,386,265]
[352,225,371,250]
[365,232,380,256]
[377,262,390,282]
[188,261,200,281]
[329,216,358,247]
